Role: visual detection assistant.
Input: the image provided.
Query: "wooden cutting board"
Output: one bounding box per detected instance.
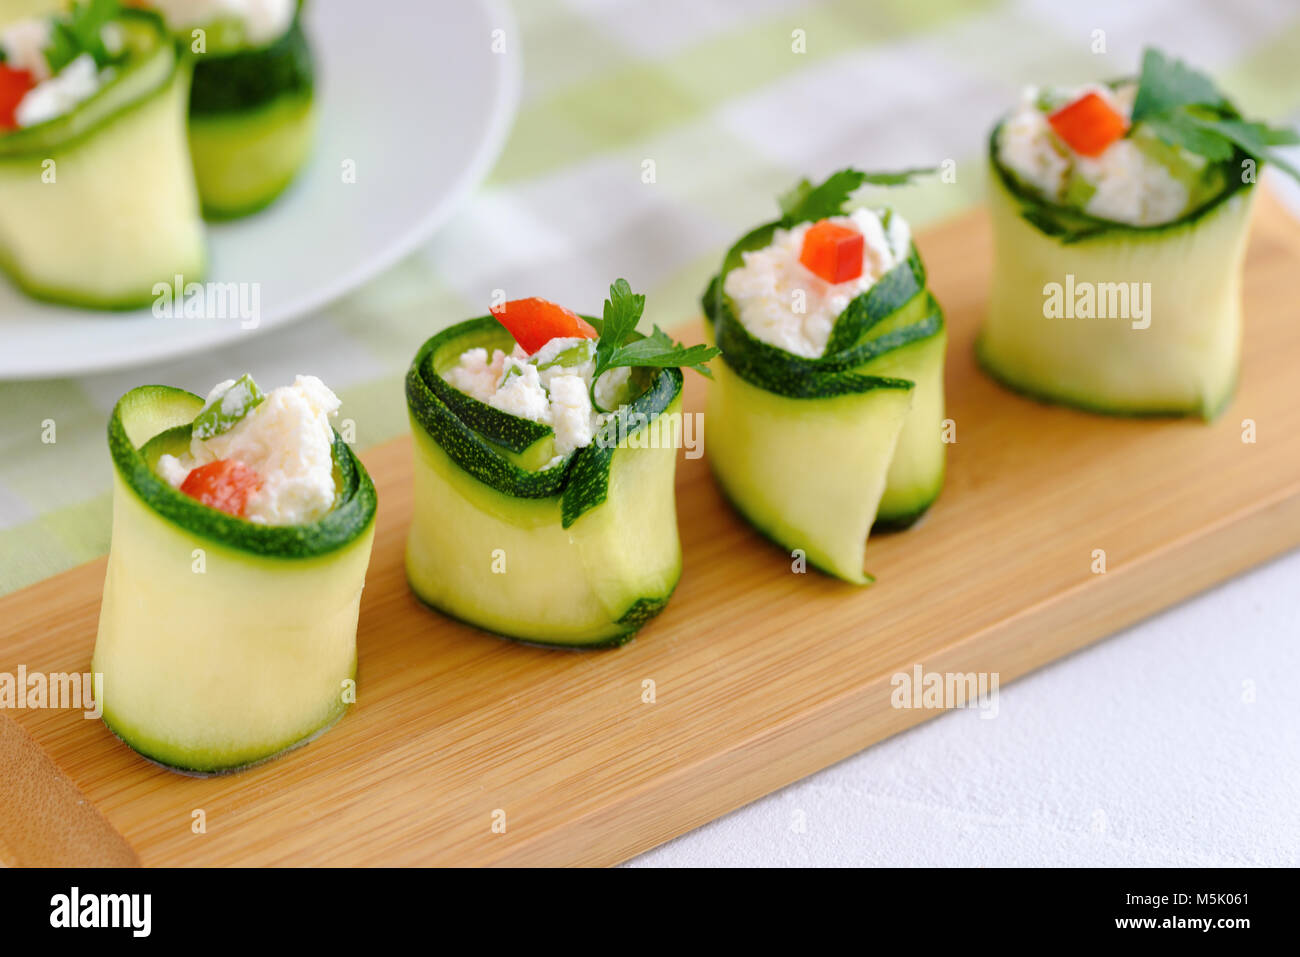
[2,193,1298,867]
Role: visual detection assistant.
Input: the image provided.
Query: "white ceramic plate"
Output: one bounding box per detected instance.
[0,0,520,379]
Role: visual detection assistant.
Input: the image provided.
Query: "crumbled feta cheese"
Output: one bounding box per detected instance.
[156,452,190,489]
[15,54,103,128]
[547,375,596,455]
[443,347,510,402]
[157,375,341,526]
[997,89,1072,201]
[442,334,637,459]
[488,359,551,423]
[149,0,296,46]
[722,206,907,359]
[531,337,596,390]
[1,16,120,128]
[997,82,1193,226]
[0,17,54,82]
[884,212,912,264]
[1077,139,1189,226]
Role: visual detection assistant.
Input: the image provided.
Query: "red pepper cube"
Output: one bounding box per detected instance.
[490,297,598,354]
[1047,91,1129,158]
[0,64,36,131]
[180,459,263,518]
[799,220,864,284]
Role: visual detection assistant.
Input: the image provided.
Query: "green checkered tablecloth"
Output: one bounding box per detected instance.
[2,0,1299,597]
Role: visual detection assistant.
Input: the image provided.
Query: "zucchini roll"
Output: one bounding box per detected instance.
[150,0,314,218]
[0,2,204,308]
[701,168,947,584]
[981,48,1299,418]
[93,375,377,774]
[406,282,717,648]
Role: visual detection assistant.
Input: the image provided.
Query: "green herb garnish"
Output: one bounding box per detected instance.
[44,0,123,75]
[1131,47,1300,180]
[587,279,719,413]
[192,373,264,441]
[778,167,935,227]
[535,340,595,371]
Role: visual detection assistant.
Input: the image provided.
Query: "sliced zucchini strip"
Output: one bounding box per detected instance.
[702,220,947,582]
[185,3,315,218]
[980,123,1256,419]
[92,385,377,774]
[405,318,685,648]
[0,10,205,309]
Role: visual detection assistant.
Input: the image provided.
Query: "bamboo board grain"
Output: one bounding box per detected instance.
[2,194,1299,867]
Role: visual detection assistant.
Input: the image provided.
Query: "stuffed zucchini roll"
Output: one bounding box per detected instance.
[93,375,377,774]
[147,0,313,218]
[0,1,204,307]
[406,281,718,648]
[701,168,946,584]
[982,48,1299,418]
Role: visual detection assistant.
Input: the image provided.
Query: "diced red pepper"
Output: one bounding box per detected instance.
[799,220,864,284]
[1048,91,1129,158]
[490,297,598,354]
[0,64,36,131]
[179,459,262,518]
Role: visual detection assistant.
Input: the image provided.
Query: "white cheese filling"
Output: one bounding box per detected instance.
[444,337,633,461]
[157,375,341,526]
[147,0,296,46]
[997,83,1193,226]
[722,206,911,359]
[0,17,54,82]
[14,54,102,128]
[0,18,126,128]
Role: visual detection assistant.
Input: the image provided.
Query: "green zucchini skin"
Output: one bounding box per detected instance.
[405,319,685,647]
[420,318,556,454]
[93,384,377,774]
[701,214,947,581]
[406,319,574,502]
[107,385,377,558]
[408,588,675,651]
[986,122,1253,246]
[187,7,314,115]
[183,4,315,218]
[0,10,206,309]
[981,123,1256,420]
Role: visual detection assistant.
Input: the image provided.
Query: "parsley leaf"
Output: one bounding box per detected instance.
[594,277,643,352]
[1130,46,1299,182]
[44,0,122,75]
[1140,113,1236,162]
[778,167,935,226]
[588,278,719,412]
[1187,115,1300,180]
[1131,47,1226,124]
[609,327,719,376]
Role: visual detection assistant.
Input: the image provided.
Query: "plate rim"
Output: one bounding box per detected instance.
[0,0,522,381]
